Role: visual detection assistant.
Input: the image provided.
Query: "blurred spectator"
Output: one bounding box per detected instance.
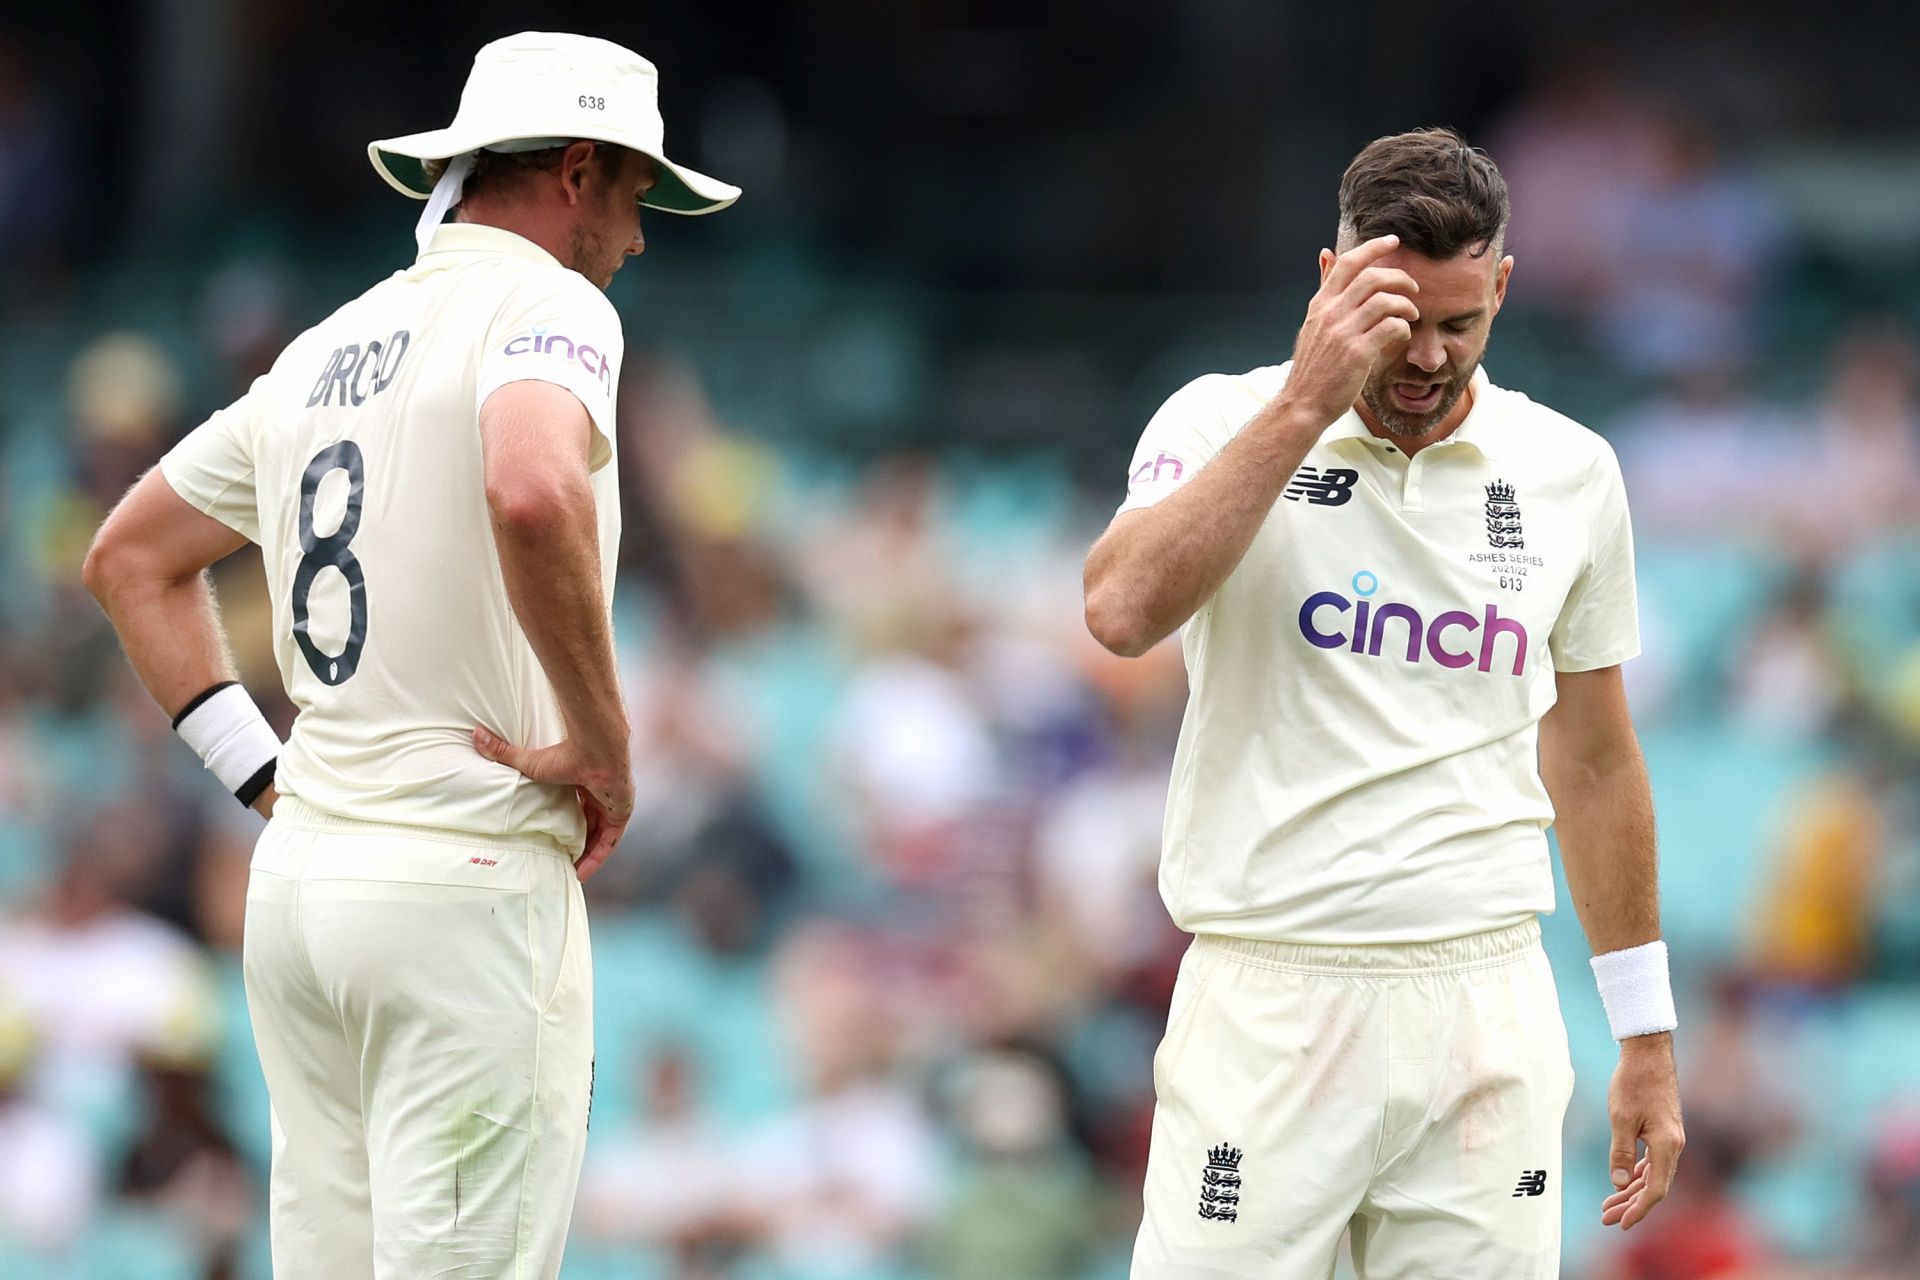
[829,619,1003,887]
[1728,572,1850,741]
[0,995,98,1250]
[618,353,794,640]
[576,1046,746,1265]
[1674,975,1800,1162]
[1847,1108,1920,1278]
[605,640,800,950]
[196,260,298,399]
[0,658,44,849]
[1490,58,1786,387]
[1749,758,1884,988]
[1610,369,1797,537]
[0,834,217,1114]
[1784,323,1920,555]
[118,1051,255,1276]
[1592,109,1785,379]
[741,925,943,1275]
[926,1048,1102,1280]
[963,618,1104,791]
[18,334,183,720]
[1489,47,1666,317]
[66,333,183,510]
[801,454,957,651]
[1864,760,1920,979]
[1032,759,1167,974]
[1033,641,1186,979]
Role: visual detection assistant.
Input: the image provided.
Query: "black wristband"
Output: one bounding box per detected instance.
[172,680,241,730]
[235,757,278,809]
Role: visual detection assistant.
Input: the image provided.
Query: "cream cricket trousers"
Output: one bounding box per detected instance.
[243,797,594,1279]
[1132,919,1574,1280]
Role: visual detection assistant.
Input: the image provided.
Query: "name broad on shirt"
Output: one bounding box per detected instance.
[306,331,413,409]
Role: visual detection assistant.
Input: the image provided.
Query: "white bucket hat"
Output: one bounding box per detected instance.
[369,32,740,250]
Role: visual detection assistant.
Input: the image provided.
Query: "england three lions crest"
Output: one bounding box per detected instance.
[1485,480,1524,549]
[1197,1143,1243,1223]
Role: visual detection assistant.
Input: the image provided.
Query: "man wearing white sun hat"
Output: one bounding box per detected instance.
[84,32,737,1277]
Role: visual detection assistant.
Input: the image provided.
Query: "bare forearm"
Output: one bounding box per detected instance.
[1548,748,1662,954]
[85,469,274,816]
[92,568,238,719]
[1085,397,1325,655]
[490,488,626,752]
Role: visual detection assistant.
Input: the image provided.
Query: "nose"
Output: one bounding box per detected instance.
[1406,328,1445,373]
[628,212,645,256]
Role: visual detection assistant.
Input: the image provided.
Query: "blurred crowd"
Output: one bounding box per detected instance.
[6,9,1920,1280]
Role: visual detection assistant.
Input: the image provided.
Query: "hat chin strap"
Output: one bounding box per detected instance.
[412,140,584,254]
[416,152,476,256]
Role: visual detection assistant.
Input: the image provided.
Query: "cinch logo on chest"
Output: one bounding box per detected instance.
[306,331,412,408]
[1298,570,1530,676]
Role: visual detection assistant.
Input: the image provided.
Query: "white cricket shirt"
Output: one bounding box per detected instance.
[1119,362,1640,943]
[161,224,623,854]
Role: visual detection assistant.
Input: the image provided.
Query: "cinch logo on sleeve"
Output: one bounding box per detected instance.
[1131,451,1185,486]
[503,327,613,388]
[1297,570,1530,676]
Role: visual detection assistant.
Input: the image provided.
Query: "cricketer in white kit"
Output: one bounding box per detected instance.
[84,33,739,1278]
[1085,129,1685,1279]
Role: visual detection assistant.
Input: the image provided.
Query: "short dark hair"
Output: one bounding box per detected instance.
[1337,127,1509,259]
[425,141,630,199]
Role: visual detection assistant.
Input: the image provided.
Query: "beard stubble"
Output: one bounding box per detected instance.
[1359,357,1480,439]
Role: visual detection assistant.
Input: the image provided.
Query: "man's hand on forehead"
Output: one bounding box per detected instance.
[1279,234,1424,429]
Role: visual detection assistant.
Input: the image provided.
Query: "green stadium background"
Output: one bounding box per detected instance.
[3,2,1918,1277]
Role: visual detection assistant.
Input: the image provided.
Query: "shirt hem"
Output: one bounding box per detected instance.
[1552,643,1642,673]
[271,793,577,860]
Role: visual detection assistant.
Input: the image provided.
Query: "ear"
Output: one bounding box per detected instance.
[1318,248,1336,285]
[559,140,599,207]
[1491,254,1514,316]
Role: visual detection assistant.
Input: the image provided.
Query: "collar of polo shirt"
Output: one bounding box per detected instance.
[417,223,566,269]
[1322,366,1505,459]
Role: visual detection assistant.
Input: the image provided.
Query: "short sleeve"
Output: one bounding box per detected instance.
[1116,374,1257,515]
[1551,442,1642,671]
[475,271,624,472]
[159,379,265,542]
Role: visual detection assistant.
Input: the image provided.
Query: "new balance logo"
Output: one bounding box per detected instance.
[1284,466,1358,506]
[1512,1170,1548,1198]
[1197,1143,1244,1222]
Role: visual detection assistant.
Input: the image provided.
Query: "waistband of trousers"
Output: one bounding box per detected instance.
[270,794,576,860]
[1194,918,1541,976]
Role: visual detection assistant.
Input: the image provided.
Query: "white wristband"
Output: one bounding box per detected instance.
[173,682,280,807]
[1590,940,1678,1040]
